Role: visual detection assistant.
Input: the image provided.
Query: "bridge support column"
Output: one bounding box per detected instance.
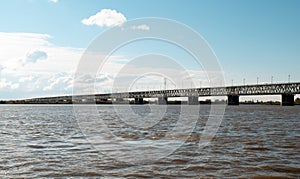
[114,98,124,104]
[281,94,294,106]
[228,95,239,105]
[188,96,199,105]
[158,97,168,105]
[134,98,143,104]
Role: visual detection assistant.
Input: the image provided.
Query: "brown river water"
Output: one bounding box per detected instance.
[0,104,299,178]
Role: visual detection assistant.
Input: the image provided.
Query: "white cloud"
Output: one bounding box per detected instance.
[49,0,59,3]
[81,9,126,27]
[0,32,50,63]
[19,76,34,83]
[131,24,150,31]
[0,78,19,90]
[11,83,19,89]
[0,32,83,99]
[43,72,73,91]
[0,32,128,99]
[0,32,82,73]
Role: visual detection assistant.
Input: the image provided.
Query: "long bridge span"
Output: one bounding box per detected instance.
[26,82,300,106]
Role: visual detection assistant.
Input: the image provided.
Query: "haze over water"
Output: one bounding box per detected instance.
[0,105,299,178]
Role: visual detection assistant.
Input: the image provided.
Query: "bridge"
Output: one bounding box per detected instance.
[25,82,300,106]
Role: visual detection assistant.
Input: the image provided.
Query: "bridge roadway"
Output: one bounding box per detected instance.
[30,82,300,106]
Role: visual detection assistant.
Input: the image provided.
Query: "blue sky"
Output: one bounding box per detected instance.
[0,0,299,100]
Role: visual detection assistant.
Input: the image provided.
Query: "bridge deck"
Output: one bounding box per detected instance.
[27,83,300,102]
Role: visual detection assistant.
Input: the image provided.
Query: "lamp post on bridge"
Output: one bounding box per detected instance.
[243,78,246,86]
[164,77,167,90]
[257,77,259,85]
[271,76,274,84]
[288,74,291,83]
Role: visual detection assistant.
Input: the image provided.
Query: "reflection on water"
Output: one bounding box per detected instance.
[0,105,299,178]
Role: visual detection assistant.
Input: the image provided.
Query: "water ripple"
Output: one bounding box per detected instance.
[0,105,299,177]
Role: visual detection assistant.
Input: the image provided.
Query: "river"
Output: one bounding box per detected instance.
[0,105,299,178]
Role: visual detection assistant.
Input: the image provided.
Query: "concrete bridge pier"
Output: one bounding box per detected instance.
[114,98,124,104]
[228,95,239,105]
[158,97,168,105]
[188,96,199,105]
[134,98,144,104]
[281,94,294,106]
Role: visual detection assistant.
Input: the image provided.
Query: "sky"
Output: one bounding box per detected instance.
[0,0,299,100]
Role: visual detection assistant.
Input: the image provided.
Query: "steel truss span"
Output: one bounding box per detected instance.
[26,83,300,103]
[108,83,300,99]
